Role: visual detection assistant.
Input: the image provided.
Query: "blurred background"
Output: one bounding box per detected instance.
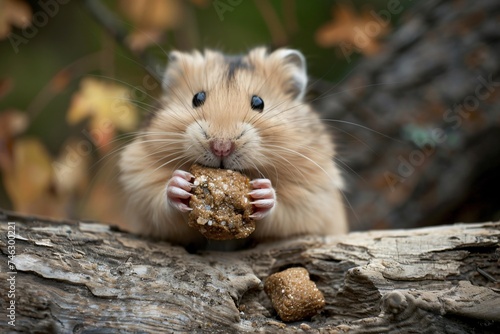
[1,0,499,231]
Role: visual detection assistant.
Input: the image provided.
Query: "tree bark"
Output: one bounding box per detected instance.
[310,0,500,231]
[1,210,499,333]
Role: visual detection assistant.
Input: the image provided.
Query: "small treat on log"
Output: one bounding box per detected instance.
[264,267,325,322]
[188,164,254,240]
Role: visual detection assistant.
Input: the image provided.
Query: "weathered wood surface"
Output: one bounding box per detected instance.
[1,210,499,333]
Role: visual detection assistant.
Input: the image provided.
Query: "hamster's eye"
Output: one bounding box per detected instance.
[251,95,264,112]
[192,91,206,108]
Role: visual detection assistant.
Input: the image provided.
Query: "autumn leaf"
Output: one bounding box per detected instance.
[66,77,138,150]
[1,138,55,212]
[0,109,28,171]
[0,0,32,39]
[315,4,390,56]
[119,0,184,52]
[0,135,95,218]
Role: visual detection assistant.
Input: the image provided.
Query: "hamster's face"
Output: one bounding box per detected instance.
[145,48,311,176]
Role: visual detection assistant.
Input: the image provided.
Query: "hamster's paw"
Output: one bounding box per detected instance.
[166,170,194,213]
[249,178,276,220]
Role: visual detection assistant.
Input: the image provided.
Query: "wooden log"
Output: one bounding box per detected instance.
[1,210,499,333]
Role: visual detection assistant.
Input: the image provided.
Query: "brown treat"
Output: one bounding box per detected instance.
[264,267,325,322]
[188,164,254,240]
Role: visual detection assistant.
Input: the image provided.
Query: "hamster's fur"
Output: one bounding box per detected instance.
[119,47,347,246]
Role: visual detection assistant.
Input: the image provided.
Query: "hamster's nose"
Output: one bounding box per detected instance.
[210,139,235,158]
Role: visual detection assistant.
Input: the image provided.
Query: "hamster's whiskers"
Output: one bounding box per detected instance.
[88,74,162,108]
[261,144,329,184]
[86,132,186,183]
[321,119,401,142]
[264,151,308,186]
[135,153,192,184]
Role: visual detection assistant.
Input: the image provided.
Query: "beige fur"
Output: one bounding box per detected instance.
[119,47,348,246]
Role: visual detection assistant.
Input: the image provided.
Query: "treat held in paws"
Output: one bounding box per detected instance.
[264,267,326,322]
[188,164,255,240]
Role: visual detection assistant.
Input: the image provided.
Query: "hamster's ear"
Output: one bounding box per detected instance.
[168,50,183,63]
[271,49,308,100]
[162,51,188,90]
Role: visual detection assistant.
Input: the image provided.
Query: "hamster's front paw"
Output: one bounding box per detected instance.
[249,179,276,220]
[166,170,194,212]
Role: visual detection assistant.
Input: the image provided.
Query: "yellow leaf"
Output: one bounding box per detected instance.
[0,0,32,39]
[1,136,93,218]
[67,77,138,148]
[125,29,164,53]
[119,0,184,52]
[120,0,183,30]
[315,4,390,56]
[2,138,53,210]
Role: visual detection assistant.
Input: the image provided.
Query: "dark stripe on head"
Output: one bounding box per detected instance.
[225,55,252,81]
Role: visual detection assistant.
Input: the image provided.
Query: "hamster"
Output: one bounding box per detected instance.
[119,47,348,246]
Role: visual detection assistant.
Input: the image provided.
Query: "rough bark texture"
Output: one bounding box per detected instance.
[1,210,499,333]
[310,0,500,231]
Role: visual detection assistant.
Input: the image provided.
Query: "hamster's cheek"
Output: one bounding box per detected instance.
[237,124,261,150]
[184,120,210,150]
